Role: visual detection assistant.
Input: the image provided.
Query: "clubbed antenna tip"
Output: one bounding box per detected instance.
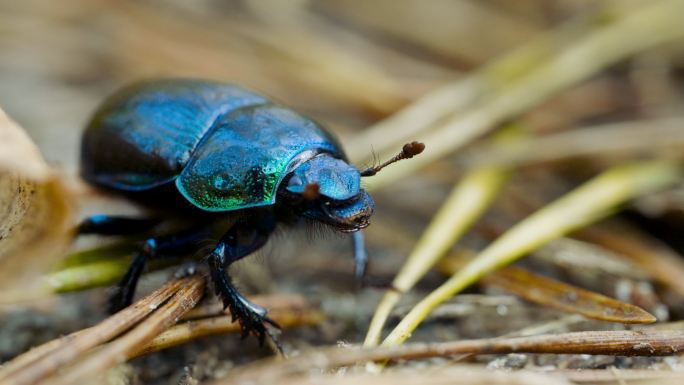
[360,141,425,177]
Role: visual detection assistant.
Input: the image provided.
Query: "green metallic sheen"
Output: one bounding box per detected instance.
[176,105,342,211]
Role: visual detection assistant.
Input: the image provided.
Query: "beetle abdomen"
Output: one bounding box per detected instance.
[81,79,268,190]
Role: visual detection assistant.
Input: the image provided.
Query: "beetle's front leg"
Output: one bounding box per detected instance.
[208,249,279,345]
[207,212,278,345]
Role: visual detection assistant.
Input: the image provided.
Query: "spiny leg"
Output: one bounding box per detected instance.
[207,212,278,345]
[108,227,210,313]
[77,214,160,236]
[208,250,279,345]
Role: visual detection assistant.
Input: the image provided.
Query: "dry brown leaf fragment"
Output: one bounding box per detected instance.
[0,107,74,303]
[486,267,657,324]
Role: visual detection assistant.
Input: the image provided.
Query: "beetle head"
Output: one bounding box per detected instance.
[285,154,374,232]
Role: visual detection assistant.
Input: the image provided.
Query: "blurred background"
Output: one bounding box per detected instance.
[1,0,617,167]
[3,0,684,384]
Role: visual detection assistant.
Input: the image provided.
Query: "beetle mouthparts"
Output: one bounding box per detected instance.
[360,141,425,177]
[302,183,320,201]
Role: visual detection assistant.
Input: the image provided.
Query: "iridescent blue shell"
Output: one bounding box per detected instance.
[81,79,345,211]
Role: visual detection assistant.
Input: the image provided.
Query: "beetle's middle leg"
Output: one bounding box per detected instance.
[108,226,210,313]
[207,212,278,345]
[77,214,160,236]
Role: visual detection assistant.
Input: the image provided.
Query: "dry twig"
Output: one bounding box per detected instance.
[210,330,684,385]
[0,277,190,385]
[46,275,205,385]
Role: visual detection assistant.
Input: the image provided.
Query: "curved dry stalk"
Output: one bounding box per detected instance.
[380,161,680,351]
[0,277,189,385]
[364,0,684,191]
[210,330,684,385]
[133,307,325,357]
[46,275,205,385]
[465,118,684,168]
[363,166,508,346]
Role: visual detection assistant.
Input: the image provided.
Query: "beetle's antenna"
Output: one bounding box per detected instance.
[360,141,425,177]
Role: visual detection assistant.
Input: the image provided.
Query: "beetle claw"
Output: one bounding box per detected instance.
[213,278,281,348]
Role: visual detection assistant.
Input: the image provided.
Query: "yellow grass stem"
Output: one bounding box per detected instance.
[381,161,680,350]
[363,166,508,346]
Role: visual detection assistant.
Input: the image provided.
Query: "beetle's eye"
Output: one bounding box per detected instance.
[288,175,304,187]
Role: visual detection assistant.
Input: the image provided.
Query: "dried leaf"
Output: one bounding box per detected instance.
[0,107,73,303]
[485,266,656,324]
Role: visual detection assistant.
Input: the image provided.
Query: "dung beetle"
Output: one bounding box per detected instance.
[77,79,424,343]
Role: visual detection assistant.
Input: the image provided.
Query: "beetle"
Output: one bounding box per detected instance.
[77,79,424,343]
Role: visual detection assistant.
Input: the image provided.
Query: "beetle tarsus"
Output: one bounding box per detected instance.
[108,252,148,313]
[208,252,279,345]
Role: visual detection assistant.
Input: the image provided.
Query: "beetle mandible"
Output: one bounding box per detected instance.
[77,79,424,343]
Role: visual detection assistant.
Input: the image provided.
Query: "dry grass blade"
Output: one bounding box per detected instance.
[47,259,132,293]
[465,118,684,168]
[58,242,138,268]
[438,252,656,324]
[363,165,508,346]
[485,266,656,324]
[46,275,205,385]
[0,277,190,385]
[365,0,684,190]
[210,330,684,385]
[381,161,680,349]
